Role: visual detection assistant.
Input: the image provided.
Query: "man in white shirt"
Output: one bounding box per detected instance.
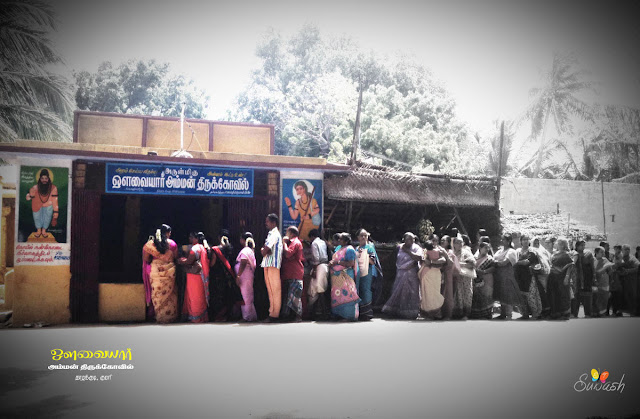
[307,229,329,318]
[261,213,283,322]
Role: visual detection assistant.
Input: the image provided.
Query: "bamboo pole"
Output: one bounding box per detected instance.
[350,76,363,167]
[601,178,607,238]
[496,121,505,209]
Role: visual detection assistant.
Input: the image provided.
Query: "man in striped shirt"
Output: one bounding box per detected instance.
[261,213,283,322]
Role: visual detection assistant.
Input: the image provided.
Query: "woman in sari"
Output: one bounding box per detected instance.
[471,242,495,319]
[493,233,523,319]
[547,237,575,320]
[328,233,360,321]
[356,229,382,321]
[515,235,543,319]
[142,224,179,323]
[593,246,615,317]
[209,234,244,322]
[419,238,445,319]
[532,236,552,318]
[178,232,210,323]
[452,236,475,319]
[235,232,258,322]
[439,235,457,320]
[382,232,423,320]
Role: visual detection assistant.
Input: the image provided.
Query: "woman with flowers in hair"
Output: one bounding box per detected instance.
[178,231,210,323]
[235,232,258,322]
[142,224,179,323]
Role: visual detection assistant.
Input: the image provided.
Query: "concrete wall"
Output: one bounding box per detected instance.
[12,265,71,325]
[98,284,145,322]
[500,177,640,246]
[75,112,273,155]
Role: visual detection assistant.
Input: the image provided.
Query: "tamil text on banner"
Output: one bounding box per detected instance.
[105,163,253,197]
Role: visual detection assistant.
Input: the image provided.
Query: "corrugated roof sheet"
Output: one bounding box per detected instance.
[324,168,497,207]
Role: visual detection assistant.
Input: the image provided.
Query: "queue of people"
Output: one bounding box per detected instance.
[141,215,640,324]
[380,232,640,321]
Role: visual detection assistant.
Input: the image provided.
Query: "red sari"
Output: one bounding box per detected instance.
[182,244,210,323]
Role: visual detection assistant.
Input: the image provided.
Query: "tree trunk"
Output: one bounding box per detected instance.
[534,102,553,178]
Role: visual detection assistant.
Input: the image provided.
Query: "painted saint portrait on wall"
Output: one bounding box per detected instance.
[18,166,68,243]
[282,178,322,242]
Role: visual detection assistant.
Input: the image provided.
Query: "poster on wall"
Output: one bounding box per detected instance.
[16,165,70,265]
[281,174,323,242]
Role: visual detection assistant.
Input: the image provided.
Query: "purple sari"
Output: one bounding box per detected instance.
[382,243,422,319]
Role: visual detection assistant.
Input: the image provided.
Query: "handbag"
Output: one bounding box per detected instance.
[460,265,477,279]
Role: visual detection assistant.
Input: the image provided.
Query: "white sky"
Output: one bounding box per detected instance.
[49,0,639,140]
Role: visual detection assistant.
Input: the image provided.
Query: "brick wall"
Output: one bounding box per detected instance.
[500,178,640,247]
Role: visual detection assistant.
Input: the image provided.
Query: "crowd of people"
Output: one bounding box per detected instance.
[140,214,640,324]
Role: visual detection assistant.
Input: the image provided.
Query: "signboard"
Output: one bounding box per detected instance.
[105,163,253,197]
[281,173,323,242]
[17,164,70,265]
[15,243,70,265]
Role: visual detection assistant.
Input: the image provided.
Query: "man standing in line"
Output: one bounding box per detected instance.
[609,244,624,316]
[616,244,639,316]
[307,228,329,319]
[261,213,283,323]
[281,226,305,322]
[571,239,595,317]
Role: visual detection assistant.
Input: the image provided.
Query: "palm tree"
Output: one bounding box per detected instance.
[486,120,515,176]
[0,0,73,142]
[521,53,592,177]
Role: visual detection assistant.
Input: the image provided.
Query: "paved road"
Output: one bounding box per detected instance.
[1,317,639,418]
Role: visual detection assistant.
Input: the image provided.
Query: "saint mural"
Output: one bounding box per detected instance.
[283,179,322,242]
[19,166,67,244]
[25,168,59,240]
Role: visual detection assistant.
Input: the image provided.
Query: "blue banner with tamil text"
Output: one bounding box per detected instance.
[105,163,253,197]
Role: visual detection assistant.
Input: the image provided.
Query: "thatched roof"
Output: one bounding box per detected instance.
[501,212,606,241]
[324,168,497,208]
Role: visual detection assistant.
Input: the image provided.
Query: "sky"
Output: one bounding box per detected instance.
[49,0,640,142]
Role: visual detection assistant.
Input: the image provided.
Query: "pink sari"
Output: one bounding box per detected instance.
[235,247,258,321]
